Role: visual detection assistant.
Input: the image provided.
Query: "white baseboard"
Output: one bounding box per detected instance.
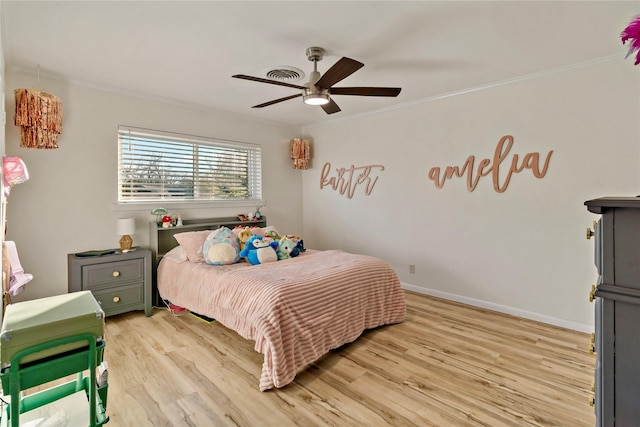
[401,283,593,334]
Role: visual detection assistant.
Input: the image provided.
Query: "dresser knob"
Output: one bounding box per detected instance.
[113,296,120,303]
[586,227,595,240]
[112,271,120,277]
[589,284,596,302]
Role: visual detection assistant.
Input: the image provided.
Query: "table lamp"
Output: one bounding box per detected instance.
[117,218,136,252]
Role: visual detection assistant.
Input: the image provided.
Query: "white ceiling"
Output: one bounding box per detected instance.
[2,1,638,128]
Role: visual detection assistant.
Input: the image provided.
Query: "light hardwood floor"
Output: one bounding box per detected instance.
[97,291,595,426]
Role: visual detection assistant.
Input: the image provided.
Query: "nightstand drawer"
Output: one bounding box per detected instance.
[92,283,143,316]
[82,258,144,289]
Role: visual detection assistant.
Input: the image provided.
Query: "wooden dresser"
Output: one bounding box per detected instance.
[585,197,640,426]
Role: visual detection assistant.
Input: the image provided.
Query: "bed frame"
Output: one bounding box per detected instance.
[148,216,267,306]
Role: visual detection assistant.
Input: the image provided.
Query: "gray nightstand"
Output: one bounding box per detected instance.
[68,248,152,317]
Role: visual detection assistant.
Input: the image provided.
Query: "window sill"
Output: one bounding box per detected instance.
[112,200,260,212]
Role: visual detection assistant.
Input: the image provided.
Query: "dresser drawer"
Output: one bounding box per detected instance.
[92,283,143,316]
[82,258,144,289]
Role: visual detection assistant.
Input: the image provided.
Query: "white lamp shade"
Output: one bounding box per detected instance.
[117,218,136,236]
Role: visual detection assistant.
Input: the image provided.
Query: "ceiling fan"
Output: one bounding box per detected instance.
[232,47,402,114]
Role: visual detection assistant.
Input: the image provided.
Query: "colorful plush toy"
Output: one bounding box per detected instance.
[202,227,240,265]
[236,226,253,252]
[283,235,306,257]
[264,229,281,241]
[239,234,278,265]
[290,239,306,257]
[276,237,295,260]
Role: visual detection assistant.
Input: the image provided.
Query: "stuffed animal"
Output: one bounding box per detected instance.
[239,234,278,265]
[264,229,281,241]
[283,235,306,257]
[290,239,306,257]
[236,226,253,252]
[202,227,240,265]
[276,237,295,260]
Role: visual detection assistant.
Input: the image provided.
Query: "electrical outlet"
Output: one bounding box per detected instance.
[409,264,415,274]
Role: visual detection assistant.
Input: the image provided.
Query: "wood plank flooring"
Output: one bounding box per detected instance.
[92,292,596,426]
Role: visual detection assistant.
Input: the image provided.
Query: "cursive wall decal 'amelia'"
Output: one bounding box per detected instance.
[320,163,384,199]
[428,135,553,193]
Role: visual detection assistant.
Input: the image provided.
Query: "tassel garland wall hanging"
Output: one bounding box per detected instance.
[14,88,63,149]
[290,138,310,170]
[621,15,640,65]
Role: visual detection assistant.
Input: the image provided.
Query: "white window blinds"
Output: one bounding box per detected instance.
[118,126,262,203]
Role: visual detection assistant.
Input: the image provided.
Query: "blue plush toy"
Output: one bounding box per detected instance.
[239,234,278,265]
[290,239,306,257]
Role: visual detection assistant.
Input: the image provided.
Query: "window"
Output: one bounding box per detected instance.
[117,126,262,204]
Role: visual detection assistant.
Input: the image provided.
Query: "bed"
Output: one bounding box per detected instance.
[154,219,406,391]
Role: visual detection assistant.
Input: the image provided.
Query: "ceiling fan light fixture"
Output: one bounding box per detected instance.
[303,87,330,106]
[303,93,330,105]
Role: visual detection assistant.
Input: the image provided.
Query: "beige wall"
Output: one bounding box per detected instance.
[4,50,640,333]
[301,58,640,332]
[4,70,302,302]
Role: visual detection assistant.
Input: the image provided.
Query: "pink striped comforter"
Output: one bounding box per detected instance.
[157,249,406,391]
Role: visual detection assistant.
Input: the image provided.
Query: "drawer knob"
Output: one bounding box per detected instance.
[589,284,596,302]
[112,271,120,277]
[113,296,120,303]
[586,227,594,240]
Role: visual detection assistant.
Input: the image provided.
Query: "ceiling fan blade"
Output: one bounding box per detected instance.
[253,93,302,108]
[330,87,402,97]
[321,99,341,114]
[315,57,364,89]
[233,74,307,90]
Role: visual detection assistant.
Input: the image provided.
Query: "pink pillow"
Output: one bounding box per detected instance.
[173,230,211,262]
